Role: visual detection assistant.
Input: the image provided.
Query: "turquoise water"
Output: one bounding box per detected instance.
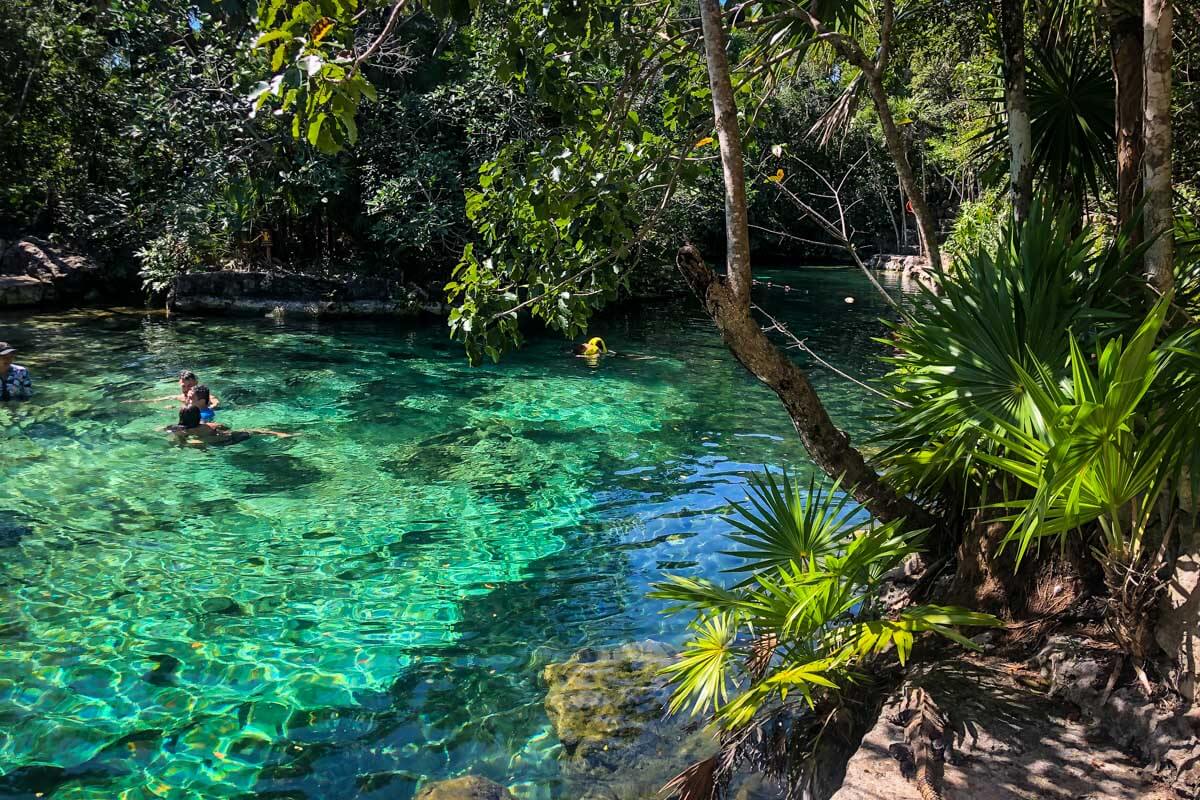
[0,268,906,800]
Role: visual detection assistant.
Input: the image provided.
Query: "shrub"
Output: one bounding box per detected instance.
[880,199,1142,499]
[649,471,998,792]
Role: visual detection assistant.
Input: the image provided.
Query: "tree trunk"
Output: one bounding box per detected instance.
[698,0,752,303]
[860,71,943,272]
[1103,1,1144,237]
[1143,0,1174,293]
[692,0,936,530]
[997,0,1033,222]
[786,2,942,271]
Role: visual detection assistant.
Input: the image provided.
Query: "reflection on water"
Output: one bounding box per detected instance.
[0,268,909,799]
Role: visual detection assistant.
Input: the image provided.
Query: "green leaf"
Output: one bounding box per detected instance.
[254,30,290,48]
[306,113,327,147]
[341,113,358,146]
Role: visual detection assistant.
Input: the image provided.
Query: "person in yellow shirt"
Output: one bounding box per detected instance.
[574,337,607,357]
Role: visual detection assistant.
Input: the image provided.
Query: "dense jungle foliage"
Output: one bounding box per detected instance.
[5,1,1200,794]
[3,0,1042,289]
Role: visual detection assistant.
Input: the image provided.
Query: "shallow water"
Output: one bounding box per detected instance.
[0,268,909,800]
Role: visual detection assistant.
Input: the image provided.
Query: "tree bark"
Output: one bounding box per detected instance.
[698,0,752,303]
[1143,0,1174,293]
[692,0,936,530]
[677,246,934,529]
[859,72,941,271]
[1102,1,1144,237]
[997,0,1033,223]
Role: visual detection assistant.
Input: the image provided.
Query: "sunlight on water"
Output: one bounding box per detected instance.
[0,269,911,799]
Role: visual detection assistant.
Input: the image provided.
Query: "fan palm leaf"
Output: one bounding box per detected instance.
[651,470,999,728]
[974,40,1115,203]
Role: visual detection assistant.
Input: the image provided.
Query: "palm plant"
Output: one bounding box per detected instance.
[880,199,1140,499]
[974,298,1200,679]
[975,38,1115,206]
[650,470,998,796]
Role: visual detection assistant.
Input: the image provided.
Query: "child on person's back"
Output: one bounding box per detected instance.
[165,384,291,445]
[190,385,218,425]
[166,387,204,437]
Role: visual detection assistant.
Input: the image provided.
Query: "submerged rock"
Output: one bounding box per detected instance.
[414,776,515,800]
[542,640,715,798]
[542,640,786,800]
[0,519,33,548]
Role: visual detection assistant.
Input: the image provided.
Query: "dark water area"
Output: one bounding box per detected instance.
[0,268,912,799]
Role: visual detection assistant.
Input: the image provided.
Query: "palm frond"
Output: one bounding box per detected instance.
[880,196,1144,497]
[722,470,861,580]
[972,39,1115,203]
[656,466,1000,731]
[661,613,739,717]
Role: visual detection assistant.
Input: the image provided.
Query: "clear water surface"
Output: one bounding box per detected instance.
[0,268,910,800]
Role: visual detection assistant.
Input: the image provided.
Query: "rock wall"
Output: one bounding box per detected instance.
[867,254,930,276]
[865,254,939,294]
[1157,517,1200,702]
[0,237,106,307]
[168,270,446,317]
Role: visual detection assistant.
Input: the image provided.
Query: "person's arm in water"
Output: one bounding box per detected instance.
[244,428,295,438]
[125,392,181,404]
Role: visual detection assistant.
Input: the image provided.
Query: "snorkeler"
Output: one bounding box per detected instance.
[574,337,608,357]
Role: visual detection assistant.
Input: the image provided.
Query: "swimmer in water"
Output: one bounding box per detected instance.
[129,369,221,409]
[574,337,608,357]
[166,384,292,446]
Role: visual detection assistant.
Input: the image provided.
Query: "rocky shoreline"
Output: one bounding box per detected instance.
[409,631,1189,800]
[166,270,447,318]
[0,237,110,307]
[2,244,922,319]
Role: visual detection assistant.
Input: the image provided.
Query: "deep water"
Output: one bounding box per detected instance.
[0,268,912,800]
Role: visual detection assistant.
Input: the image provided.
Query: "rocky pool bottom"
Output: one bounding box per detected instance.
[0,269,907,800]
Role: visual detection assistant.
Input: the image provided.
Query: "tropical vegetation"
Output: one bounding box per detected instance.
[5,0,1200,796]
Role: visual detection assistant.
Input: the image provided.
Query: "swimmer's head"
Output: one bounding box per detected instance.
[0,343,16,372]
[179,370,198,395]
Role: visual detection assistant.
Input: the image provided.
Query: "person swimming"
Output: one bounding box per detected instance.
[129,369,221,409]
[166,384,292,446]
[574,337,608,356]
[165,387,206,438]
